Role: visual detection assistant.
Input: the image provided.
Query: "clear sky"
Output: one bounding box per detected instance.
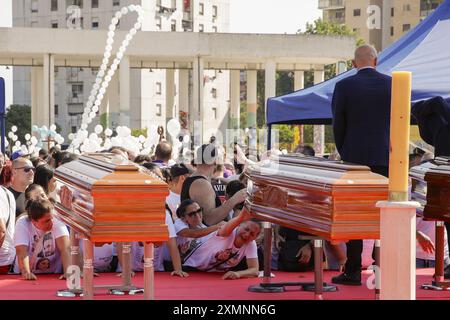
[229,0,322,34]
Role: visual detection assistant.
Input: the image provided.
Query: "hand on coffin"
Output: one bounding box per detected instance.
[171,270,189,278]
[230,189,247,208]
[237,207,252,222]
[296,243,312,265]
[59,186,74,210]
[417,231,435,254]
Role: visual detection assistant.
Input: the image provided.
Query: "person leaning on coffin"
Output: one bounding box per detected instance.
[331,44,392,286]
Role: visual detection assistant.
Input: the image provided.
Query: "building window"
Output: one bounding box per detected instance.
[212,26,217,33]
[72,83,84,98]
[72,126,77,133]
[391,7,394,16]
[156,82,162,95]
[211,88,217,98]
[403,24,411,32]
[171,0,177,9]
[156,16,162,30]
[390,26,394,36]
[199,24,204,32]
[31,0,38,13]
[353,9,361,16]
[335,11,344,19]
[212,5,217,18]
[403,4,411,11]
[171,19,176,31]
[67,0,83,8]
[156,104,162,116]
[199,3,204,15]
[51,21,58,28]
[113,0,120,6]
[92,18,99,29]
[55,105,59,116]
[51,0,58,11]
[92,0,99,8]
[212,107,217,120]
[156,0,161,7]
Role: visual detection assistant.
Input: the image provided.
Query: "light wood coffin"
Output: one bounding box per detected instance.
[410,157,450,222]
[244,155,388,241]
[54,153,169,243]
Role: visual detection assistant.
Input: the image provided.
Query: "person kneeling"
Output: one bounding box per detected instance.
[182,208,260,280]
[14,198,70,280]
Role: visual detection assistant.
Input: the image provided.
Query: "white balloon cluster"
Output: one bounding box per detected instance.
[6,124,65,155]
[69,4,144,152]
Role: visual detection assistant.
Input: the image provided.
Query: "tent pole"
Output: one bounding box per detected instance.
[267,124,272,151]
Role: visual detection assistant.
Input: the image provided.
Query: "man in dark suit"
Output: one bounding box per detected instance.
[331,45,392,285]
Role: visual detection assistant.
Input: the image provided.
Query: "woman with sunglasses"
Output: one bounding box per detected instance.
[173,200,225,264]
[13,198,70,280]
[182,207,261,280]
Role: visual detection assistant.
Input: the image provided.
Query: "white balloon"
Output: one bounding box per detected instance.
[105,128,113,137]
[94,125,103,134]
[110,64,118,72]
[4,139,9,147]
[134,22,142,30]
[11,126,17,133]
[89,112,96,119]
[97,93,104,101]
[107,69,115,77]
[167,118,181,137]
[183,135,190,144]
[128,4,136,11]
[126,34,133,42]
[30,136,38,145]
[116,52,124,60]
[99,87,106,95]
[15,141,21,147]
[121,7,129,15]
[81,123,88,130]
[130,28,137,36]
[114,11,122,19]
[68,133,75,141]
[100,64,107,72]
[92,106,99,113]
[8,132,14,139]
[25,134,31,141]
[111,17,119,25]
[50,124,57,131]
[138,135,146,143]
[12,135,17,142]
[104,76,112,83]
[98,70,105,77]
[12,146,19,153]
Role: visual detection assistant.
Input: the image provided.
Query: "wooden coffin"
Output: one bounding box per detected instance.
[54,153,169,243]
[410,157,450,222]
[244,155,388,241]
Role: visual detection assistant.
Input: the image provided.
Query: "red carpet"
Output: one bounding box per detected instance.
[0,269,449,300]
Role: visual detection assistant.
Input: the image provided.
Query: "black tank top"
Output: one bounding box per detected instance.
[180,176,222,208]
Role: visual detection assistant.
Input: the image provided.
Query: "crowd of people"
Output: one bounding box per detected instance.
[0,132,446,285]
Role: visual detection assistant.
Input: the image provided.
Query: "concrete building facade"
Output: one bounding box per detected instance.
[319,0,443,51]
[12,0,230,139]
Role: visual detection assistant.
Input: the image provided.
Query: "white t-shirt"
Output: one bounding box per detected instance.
[173,219,214,263]
[80,241,117,273]
[13,215,69,274]
[0,187,16,266]
[417,216,450,261]
[183,229,258,272]
[130,211,176,272]
[166,191,181,221]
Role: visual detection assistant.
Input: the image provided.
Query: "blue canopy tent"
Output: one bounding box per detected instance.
[267,0,450,126]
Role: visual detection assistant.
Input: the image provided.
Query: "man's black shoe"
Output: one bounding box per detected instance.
[331,273,362,286]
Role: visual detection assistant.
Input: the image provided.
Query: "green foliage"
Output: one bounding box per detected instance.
[5,105,31,143]
[131,128,147,138]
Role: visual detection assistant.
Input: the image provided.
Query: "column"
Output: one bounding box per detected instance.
[246,70,257,130]
[192,57,204,145]
[313,68,325,156]
[31,54,55,128]
[119,55,130,127]
[178,69,190,133]
[165,69,175,122]
[229,70,240,130]
[294,71,305,146]
[101,72,120,129]
[381,0,393,50]
[264,60,276,126]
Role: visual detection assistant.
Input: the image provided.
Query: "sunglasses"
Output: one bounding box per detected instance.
[15,166,35,173]
[185,208,202,218]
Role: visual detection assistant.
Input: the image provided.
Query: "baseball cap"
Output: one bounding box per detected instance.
[170,163,191,178]
[11,150,30,161]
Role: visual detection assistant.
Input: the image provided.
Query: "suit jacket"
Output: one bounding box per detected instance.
[332,68,392,167]
[411,96,450,157]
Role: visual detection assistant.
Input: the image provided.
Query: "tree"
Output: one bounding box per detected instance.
[5,105,31,143]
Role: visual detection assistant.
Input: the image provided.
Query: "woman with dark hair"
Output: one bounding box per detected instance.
[13,198,70,280]
[33,164,56,197]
